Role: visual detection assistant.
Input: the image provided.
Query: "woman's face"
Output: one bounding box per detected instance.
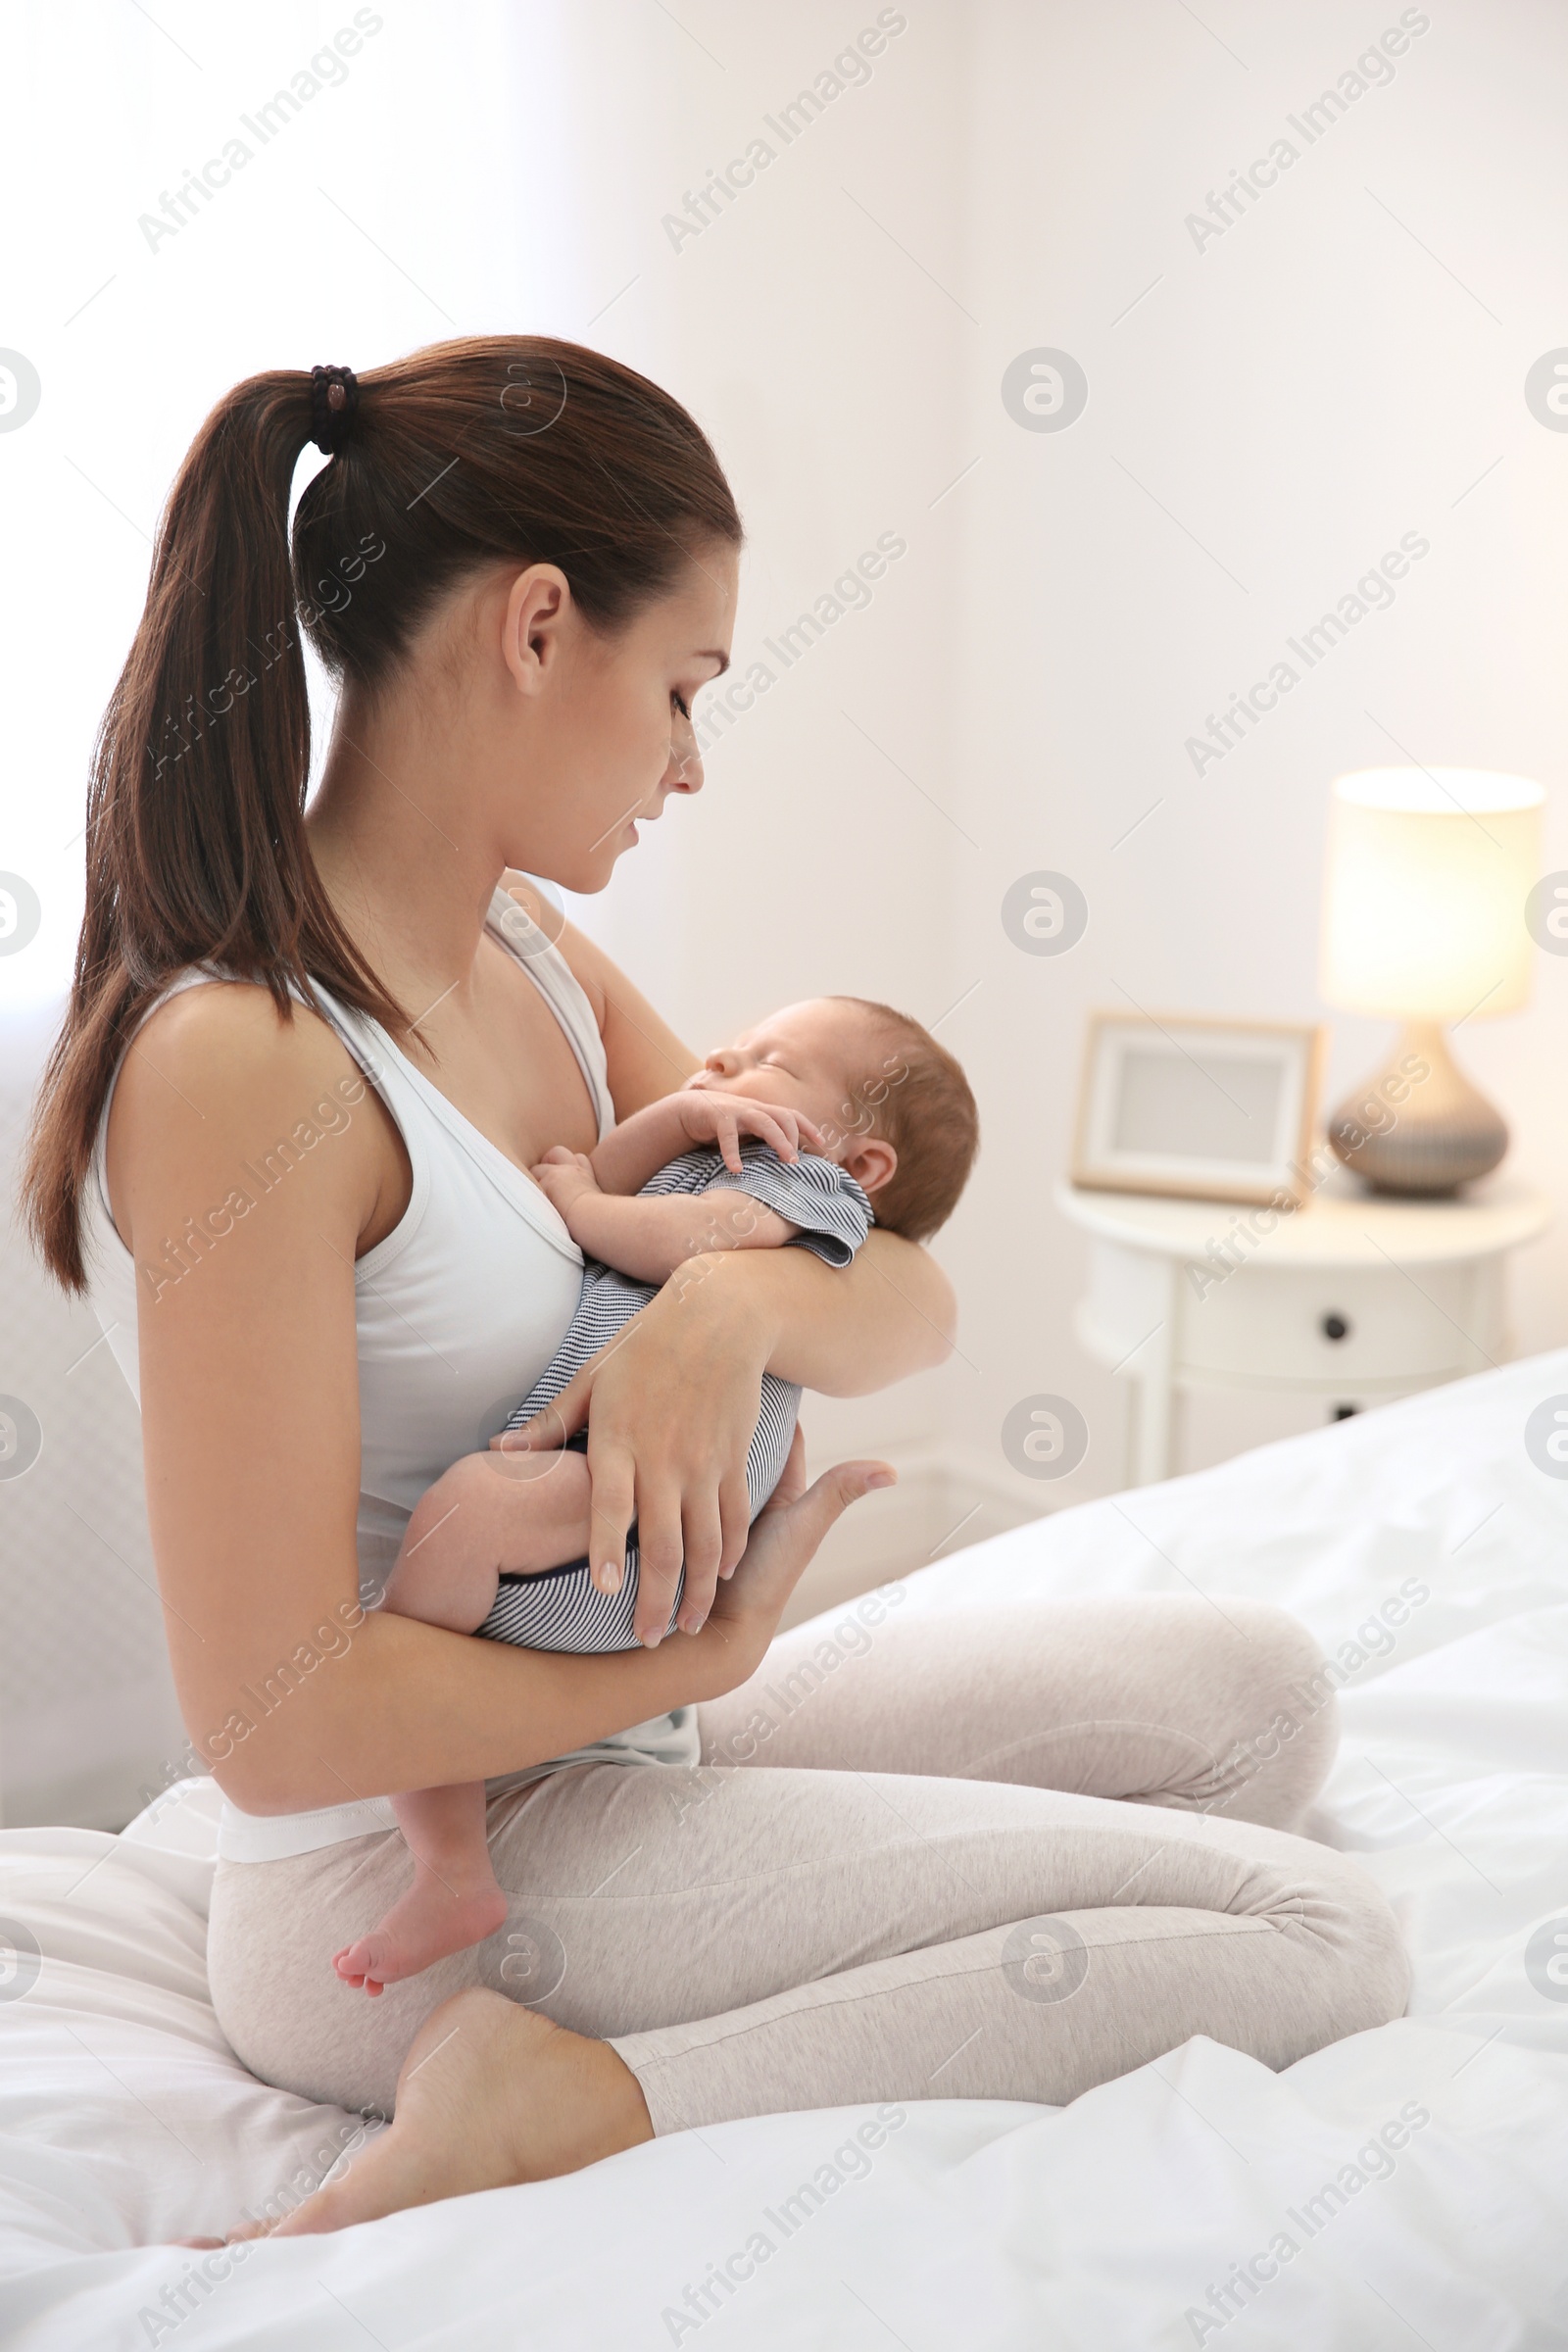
[497,542,739,894]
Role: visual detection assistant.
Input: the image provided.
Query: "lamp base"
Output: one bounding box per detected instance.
[1326,1019,1507,1197]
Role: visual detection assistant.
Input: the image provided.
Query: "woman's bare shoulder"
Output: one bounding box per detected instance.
[107,978,385,1243]
[128,977,359,1101]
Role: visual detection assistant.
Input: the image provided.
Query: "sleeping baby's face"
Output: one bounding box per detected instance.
[684,999,892,1159]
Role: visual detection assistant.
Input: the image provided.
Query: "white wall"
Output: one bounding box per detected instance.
[553,0,1568,1544]
[940,0,1568,1497]
[4,0,1566,1824]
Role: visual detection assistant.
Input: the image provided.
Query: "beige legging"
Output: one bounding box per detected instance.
[206,1594,1409,2125]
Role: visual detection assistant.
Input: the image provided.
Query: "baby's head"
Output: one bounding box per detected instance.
[685,997,978,1241]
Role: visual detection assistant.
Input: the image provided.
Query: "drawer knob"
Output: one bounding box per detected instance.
[1321,1312,1350,1343]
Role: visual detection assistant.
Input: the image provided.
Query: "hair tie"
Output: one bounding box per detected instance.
[309,364,359,456]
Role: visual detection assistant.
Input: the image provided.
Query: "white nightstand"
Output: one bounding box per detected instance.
[1055,1173,1552,1488]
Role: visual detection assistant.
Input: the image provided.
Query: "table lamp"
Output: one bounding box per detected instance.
[1320,767,1544,1195]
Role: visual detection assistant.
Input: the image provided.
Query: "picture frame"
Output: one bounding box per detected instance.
[1071,1011,1326,1206]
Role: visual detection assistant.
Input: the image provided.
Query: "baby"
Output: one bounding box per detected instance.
[332,994,979,1994]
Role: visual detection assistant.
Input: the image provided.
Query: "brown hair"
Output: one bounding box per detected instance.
[22,336,742,1291]
[831,999,979,1243]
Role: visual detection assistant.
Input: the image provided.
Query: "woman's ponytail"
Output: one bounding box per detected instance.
[22,370,407,1289]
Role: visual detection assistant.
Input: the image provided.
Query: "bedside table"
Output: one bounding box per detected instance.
[1054,1173,1552,1488]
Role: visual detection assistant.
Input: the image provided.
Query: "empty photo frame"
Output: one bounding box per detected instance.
[1072,1012,1326,1205]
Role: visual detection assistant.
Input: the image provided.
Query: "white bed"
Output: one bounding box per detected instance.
[4,1351,1567,2350]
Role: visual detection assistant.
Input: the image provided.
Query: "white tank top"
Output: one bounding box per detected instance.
[84,883,700,1862]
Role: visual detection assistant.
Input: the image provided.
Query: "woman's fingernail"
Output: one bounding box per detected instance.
[599,1561,624,1593]
[643,1628,662,1648]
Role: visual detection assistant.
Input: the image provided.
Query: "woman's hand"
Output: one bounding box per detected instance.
[496,1258,762,1643]
[496,1251,880,1647]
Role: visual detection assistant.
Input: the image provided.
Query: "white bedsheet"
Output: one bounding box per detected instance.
[4,1350,1568,2349]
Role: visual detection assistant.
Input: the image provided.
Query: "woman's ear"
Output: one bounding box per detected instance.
[501,564,571,698]
[840,1137,897,1198]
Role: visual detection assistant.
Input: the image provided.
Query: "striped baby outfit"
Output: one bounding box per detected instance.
[477,1143,873,1652]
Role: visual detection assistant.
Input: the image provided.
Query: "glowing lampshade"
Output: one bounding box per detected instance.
[1321,767,1543,1021]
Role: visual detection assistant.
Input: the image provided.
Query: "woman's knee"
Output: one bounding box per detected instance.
[1161,1599,1345,1835]
[1227,1597,1326,1686]
[1298,1859,1412,2047]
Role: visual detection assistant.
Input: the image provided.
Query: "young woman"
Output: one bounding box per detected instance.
[24,338,1407,2235]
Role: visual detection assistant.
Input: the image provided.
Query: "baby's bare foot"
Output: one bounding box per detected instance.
[333,1880,510,1995]
[263,1987,652,2232]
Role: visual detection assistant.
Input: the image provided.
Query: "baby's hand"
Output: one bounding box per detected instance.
[531,1146,601,1224]
[667,1089,826,1174]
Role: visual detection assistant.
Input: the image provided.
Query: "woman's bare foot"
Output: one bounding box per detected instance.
[262,1987,653,2233]
[333,1872,510,1995]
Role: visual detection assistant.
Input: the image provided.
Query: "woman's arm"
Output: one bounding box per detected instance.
[752,1232,956,1394]
[106,983,822,1815]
